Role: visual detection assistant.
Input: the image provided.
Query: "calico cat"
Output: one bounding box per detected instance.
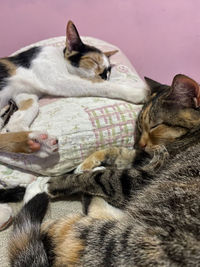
[0,20,148,133]
[7,73,200,266]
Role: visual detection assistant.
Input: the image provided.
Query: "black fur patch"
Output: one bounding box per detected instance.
[1,99,18,126]
[0,62,10,90]
[99,221,116,246]
[9,46,42,68]
[120,171,133,199]
[94,172,109,196]
[82,193,93,215]
[99,67,111,80]
[41,233,56,266]
[11,193,50,267]
[120,225,132,251]
[0,186,25,203]
[103,237,116,265]
[24,192,49,222]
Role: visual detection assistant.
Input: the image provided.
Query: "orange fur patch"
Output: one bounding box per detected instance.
[0,58,16,75]
[80,52,103,70]
[0,131,32,153]
[178,110,200,127]
[44,215,85,266]
[9,232,30,262]
[139,103,152,147]
[19,99,33,110]
[81,147,121,171]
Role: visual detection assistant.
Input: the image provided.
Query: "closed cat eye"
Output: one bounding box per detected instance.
[99,66,112,80]
[150,124,161,130]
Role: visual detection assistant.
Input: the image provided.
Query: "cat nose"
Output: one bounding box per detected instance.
[139,142,147,149]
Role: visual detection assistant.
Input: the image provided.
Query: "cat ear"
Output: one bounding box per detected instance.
[169,74,200,108]
[104,50,118,58]
[144,77,166,94]
[66,20,84,52]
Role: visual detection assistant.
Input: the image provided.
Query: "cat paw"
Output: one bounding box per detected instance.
[74,151,106,174]
[75,160,102,174]
[28,131,58,157]
[92,166,106,172]
[23,176,50,203]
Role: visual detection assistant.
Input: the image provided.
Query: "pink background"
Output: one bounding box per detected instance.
[0,0,200,84]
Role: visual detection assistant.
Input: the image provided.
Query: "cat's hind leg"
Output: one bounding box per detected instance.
[5,93,39,132]
[0,131,58,157]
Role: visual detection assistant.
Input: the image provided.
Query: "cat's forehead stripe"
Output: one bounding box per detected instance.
[142,103,152,124]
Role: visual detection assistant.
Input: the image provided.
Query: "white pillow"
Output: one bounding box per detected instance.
[0,36,145,185]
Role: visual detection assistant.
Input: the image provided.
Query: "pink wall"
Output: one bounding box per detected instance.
[0,0,200,84]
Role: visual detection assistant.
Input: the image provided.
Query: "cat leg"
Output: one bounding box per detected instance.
[5,93,39,132]
[75,147,136,174]
[46,163,155,209]
[46,169,132,208]
[0,131,58,157]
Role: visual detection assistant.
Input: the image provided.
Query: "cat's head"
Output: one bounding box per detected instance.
[64,21,118,82]
[134,74,200,154]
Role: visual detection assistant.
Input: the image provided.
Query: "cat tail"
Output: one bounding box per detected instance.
[0,186,26,203]
[9,192,50,267]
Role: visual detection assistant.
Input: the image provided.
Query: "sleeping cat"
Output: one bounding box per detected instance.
[7,74,200,266]
[0,20,148,133]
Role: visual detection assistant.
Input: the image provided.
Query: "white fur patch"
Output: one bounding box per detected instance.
[23,176,50,203]
[88,197,125,219]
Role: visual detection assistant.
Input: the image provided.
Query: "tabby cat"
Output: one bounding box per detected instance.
[7,74,200,266]
[0,20,147,133]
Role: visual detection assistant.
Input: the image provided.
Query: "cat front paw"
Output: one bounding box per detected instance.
[75,159,102,174]
[75,163,106,174]
[74,150,108,174]
[28,131,58,158]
